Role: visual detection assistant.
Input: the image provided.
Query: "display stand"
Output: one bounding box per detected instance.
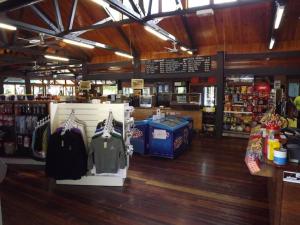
[0,100,51,165]
[50,102,133,186]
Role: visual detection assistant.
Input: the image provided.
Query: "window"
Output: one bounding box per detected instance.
[103,85,118,96]
[47,85,64,95]
[66,80,75,85]
[55,80,65,85]
[188,0,210,8]
[143,0,150,13]
[162,0,177,13]
[30,80,43,84]
[143,87,151,95]
[32,86,44,96]
[64,86,75,96]
[105,80,116,85]
[15,85,25,95]
[151,0,159,14]
[4,84,15,95]
[122,0,134,19]
[214,0,237,4]
[105,6,122,21]
[123,87,133,95]
[4,77,25,83]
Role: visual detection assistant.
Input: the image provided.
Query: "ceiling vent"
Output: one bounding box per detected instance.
[196,8,214,17]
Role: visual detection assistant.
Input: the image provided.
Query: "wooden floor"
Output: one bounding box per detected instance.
[0,137,269,225]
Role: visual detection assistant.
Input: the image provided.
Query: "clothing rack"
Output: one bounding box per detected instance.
[102,110,113,138]
[50,102,133,186]
[35,115,50,129]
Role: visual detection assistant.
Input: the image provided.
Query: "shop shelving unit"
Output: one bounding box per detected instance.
[0,100,51,164]
[223,77,271,138]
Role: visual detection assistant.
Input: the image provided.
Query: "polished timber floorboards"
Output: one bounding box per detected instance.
[0,137,269,225]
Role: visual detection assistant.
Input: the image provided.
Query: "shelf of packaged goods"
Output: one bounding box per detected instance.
[222,130,250,138]
[224,111,253,114]
[231,104,247,106]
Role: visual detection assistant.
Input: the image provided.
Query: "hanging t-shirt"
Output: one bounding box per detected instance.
[88,133,126,174]
[46,130,87,180]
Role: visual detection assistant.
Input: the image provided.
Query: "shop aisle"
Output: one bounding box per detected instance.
[0,137,269,225]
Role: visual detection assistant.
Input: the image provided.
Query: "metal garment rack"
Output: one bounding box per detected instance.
[50,102,133,186]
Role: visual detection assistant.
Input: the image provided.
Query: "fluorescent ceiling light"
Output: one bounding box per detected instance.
[269,38,275,49]
[45,55,69,62]
[214,0,237,4]
[274,3,285,29]
[115,51,133,59]
[144,26,168,41]
[95,42,106,48]
[63,39,95,49]
[180,46,188,51]
[168,33,176,41]
[29,39,40,44]
[187,50,193,55]
[0,22,17,31]
[91,0,109,8]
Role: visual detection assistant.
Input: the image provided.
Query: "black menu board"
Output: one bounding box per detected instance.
[145,56,211,74]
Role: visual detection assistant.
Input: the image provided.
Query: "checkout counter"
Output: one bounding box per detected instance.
[133,93,203,131]
[245,126,300,225]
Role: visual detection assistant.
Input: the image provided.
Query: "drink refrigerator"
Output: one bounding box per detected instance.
[203,86,217,107]
[202,86,217,135]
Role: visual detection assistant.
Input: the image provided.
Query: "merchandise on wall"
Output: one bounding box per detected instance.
[223,76,272,138]
[0,101,50,157]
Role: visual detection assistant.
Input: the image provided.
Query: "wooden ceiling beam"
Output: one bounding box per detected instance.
[180,15,195,49]
[2,17,132,57]
[1,18,57,36]
[30,5,60,33]
[226,51,300,61]
[0,0,43,13]
[69,0,271,33]
[116,27,138,57]
[0,31,8,45]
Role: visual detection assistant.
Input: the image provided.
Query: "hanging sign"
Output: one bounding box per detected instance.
[145,56,211,74]
[131,79,144,89]
[79,81,91,90]
[274,80,281,90]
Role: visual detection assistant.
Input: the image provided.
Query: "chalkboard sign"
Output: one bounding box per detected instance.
[145,56,211,74]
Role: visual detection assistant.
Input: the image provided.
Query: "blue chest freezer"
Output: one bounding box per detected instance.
[148,118,189,159]
[131,120,149,155]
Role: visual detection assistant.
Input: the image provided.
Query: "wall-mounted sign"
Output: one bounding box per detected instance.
[79,81,91,90]
[145,56,211,74]
[283,171,300,184]
[274,80,281,90]
[131,79,144,89]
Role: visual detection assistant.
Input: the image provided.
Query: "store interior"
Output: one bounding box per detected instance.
[0,0,300,225]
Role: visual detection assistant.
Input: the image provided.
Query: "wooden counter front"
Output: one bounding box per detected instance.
[245,128,300,225]
[132,108,203,131]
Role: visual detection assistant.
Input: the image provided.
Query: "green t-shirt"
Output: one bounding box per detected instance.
[294,96,300,111]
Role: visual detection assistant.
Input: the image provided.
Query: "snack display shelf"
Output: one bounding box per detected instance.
[223,130,250,138]
[224,111,253,114]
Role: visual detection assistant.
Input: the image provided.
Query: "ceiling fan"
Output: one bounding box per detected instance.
[17,33,57,48]
[163,41,197,54]
[164,41,180,53]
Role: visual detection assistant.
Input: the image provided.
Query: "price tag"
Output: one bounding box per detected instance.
[153,129,167,139]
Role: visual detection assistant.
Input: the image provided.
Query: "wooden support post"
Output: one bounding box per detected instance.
[0,77,4,94]
[216,51,224,138]
[82,62,88,81]
[133,58,141,78]
[25,74,31,94]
